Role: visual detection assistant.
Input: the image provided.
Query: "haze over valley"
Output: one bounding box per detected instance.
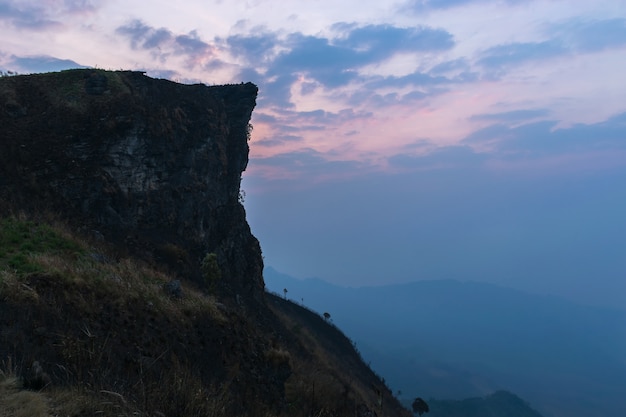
[265,267,626,417]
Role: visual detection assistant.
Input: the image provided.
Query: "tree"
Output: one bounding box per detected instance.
[283,288,288,299]
[323,312,331,322]
[412,397,429,416]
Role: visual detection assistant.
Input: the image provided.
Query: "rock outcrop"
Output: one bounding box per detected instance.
[0,69,263,299]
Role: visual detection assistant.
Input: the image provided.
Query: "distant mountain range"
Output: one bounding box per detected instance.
[264,267,626,417]
[426,390,545,417]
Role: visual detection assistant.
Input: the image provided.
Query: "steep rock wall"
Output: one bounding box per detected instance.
[0,69,263,299]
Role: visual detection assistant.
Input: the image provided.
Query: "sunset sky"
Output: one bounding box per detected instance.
[1,0,625,309]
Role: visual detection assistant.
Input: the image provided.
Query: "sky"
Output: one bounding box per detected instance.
[1,0,625,309]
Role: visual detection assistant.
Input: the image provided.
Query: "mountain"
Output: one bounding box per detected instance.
[264,267,626,417]
[0,69,411,417]
[427,390,545,417]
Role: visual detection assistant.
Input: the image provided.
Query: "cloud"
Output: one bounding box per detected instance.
[334,23,455,55]
[62,0,105,14]
[229,23,455,92]
[363,67,475,92]
[269,33,362,87]
[0,0,104,29]
[259,73,299,108]
[225,30,280,64]
[116,20,215,67]
[343,87,434,109]
[388,145,486,170]
[338,64,472,108]
[430,58,471,75]
[225,24,458,112]
[255,134,303,147]
[252,112,278,124]
[0,2,61,30]
[475,18,626,76]
[247,148,367,189]
[402,0,478,11]
[551,18,626,52]
[477,41,567,70]
[470,109,551,123]
[249,111,626,186]
[229,24,453,108]
[252,107,372,152]
[283,107,370,127]
[401,0,524,12]
[463,112,626,162]
[176,31,213,56]
[116,20,171,50]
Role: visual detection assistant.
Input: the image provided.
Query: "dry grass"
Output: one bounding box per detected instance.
[267,295,411,417]
[0,360,234,417]
[46,387,138,417]
[0,215,225,323]
[0,215,232,415]
[265,347,292,368]
[0,365,49,417]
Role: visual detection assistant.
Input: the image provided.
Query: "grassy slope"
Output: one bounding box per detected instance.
[0,215,284,416]
[266,293,411,417]
[0,215,411,417]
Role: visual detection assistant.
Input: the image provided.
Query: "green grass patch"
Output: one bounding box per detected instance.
[0,217,84,275]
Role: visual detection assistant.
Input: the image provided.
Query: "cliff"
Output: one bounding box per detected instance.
[0,70,412,417]
[0,69,262,300]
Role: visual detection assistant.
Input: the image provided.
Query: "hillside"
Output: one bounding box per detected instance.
[264,267,626,417]
[0,70,411,417]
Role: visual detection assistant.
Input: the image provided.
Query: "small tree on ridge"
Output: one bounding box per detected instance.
[412,397,429,416]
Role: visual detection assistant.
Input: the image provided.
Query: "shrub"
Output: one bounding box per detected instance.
[201,252,221,293]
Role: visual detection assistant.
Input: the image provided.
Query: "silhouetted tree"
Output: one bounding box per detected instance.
[412,397,429,416]
[323,312,331,322]
[283,288,288,299]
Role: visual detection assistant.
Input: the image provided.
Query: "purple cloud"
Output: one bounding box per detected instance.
[0,0,105,29]
[267,24,455,88]
[116,20,214,67]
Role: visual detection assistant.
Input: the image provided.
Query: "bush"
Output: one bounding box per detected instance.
[201,253,221,293]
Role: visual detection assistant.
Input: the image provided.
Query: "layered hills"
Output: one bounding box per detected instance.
[264,267,626,417]
[0,70,410,417]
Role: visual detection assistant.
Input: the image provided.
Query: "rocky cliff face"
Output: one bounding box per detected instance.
[0,70,413,417]
[0,69,263,299]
